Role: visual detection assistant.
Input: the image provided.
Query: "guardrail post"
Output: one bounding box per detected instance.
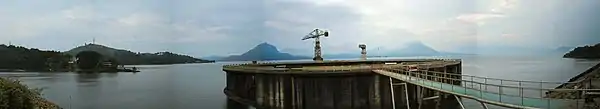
[452,77,455,92]
[479,82,483,98]
[464,76,467,94]
[485,78,488,92]
[519,81,523,105]
[470,76,474,89]
[500,80,503,102]
[540,82,543,99]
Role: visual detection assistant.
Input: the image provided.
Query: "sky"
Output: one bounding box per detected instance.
[1,0,599,57]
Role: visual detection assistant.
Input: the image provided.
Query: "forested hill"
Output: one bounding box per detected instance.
[0,44,70,71]
[65,44,214,65]
[564,43,600,59]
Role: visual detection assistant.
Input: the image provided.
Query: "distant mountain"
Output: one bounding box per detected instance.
[321,42,453,59]
[437,52,476,56]
[65,44,214,65]
[453,45,569,56]
[220,43,310,61]
[323,53,361,59]
[202,55,226,61]
[556,46,575,53]
[387,41,440,56]
[564,43,600,59]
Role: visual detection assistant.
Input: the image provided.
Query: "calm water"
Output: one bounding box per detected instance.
[0,56,598,109]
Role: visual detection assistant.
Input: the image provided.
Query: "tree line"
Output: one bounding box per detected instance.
[0,44,71,71]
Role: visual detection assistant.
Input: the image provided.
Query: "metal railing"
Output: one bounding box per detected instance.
[224,64,401,74]
[376,67,600,109]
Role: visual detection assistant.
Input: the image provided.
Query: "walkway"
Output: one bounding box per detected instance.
[374,69,599,109]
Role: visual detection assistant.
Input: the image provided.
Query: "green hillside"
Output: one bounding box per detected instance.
[0,44,70,71]
[65,44,214,65]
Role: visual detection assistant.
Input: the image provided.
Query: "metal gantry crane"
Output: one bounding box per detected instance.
[359,44,367,60]
[302,29,329,61]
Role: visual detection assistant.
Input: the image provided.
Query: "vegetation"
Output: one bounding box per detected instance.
[0,44,71,71]
[0,77,61,109]
[1,44,214,72]
[75,51,103,70]
[564,43,600,59]
[137,52,212,64]
[65,44,214,65]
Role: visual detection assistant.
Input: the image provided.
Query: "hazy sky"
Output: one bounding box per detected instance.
[1,0,599,57]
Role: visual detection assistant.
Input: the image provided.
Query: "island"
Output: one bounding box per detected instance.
[563,43,600,59]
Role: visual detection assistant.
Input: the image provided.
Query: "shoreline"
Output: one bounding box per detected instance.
[564,57,600,60]
[0,62,216,73]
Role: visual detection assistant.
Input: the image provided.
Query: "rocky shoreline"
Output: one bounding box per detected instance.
[0,77,61,109]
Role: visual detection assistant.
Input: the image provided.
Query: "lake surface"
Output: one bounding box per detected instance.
[1,56,598,109]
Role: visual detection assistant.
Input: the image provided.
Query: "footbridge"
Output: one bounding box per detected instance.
[374,64,600,109]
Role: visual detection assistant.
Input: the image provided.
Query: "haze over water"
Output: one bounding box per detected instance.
[1,56,598,109]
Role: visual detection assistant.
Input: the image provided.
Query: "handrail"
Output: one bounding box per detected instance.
[388,67,585,84]
[387,69,600,92]
[375,69,600,109]
[377,68,600,100]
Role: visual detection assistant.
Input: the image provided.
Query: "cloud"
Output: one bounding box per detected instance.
[455,13,505,26]
[1,0,599,57]
[264,0,482,55]
[263,0,365,54]
[0,0,261,56]
[453,0,516,25]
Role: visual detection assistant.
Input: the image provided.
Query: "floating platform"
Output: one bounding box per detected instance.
[223,59,462,109]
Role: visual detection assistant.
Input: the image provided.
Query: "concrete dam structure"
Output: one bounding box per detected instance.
[222,59,462,109]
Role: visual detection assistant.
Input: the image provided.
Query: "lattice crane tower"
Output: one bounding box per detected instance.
[302,29,329,61]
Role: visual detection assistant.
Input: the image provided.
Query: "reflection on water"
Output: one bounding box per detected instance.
[0,56,597,109]
[76,73,100,83]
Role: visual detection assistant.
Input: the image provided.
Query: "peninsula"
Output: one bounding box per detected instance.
[0,44,214,72]
[563,43,600,59]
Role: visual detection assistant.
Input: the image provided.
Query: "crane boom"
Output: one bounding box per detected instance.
[302,29,329,40]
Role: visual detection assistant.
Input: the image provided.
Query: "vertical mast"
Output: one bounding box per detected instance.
[302,28,327,62]
[314,37,323,61]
